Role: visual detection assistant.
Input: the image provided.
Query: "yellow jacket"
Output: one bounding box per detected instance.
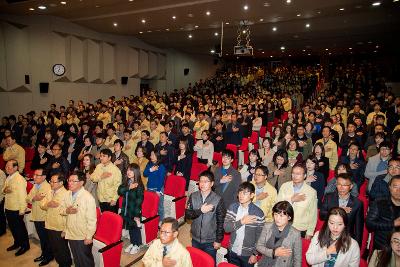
[2,172,27,214]
[277,181,317,236]
[149,129,160,146]
[132,157,149,189]
[97,112,111,128]
[61,188,97,240]
[123,139,136,163]
[0,170,5,202]
[104,134,118,152]
[193,120,209,139]
[26,181,51,221]
[142,238,192,267]
[316,138,338,170]
[41,186,69,231]
[251,181,277,223]
[3,143,25,173]
[90,162,122,202]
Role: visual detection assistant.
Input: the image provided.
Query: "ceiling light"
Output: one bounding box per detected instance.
[38,5,47,10]
[243,5,249,10]
[242,30,246,34]
[206,11,211,16]
[286,0,291,3]
[296,13,301,17]
[214,32,219,36]
[165,28,170,31]
[60,1,66,4]
[172,16,176,19]
[210,50,215,54]
[302,49,306,52]
[113,22,118,27]
[270,55,273,58]
[139,31,143,34]
[194,25,199,28]
[376,45,379,48]
[225,22,229,25]
[188,13,194,17]
[147,30,152,33]
[372,2,381,6]
[129,0,134,1]
[272,27,277,31]
[289,54,292,57]
[349,47,352,50]
[29,7,35,10]
[305,23,310,28]
[308,53,311,56]
[188,34,192,38]
[264,2,270,7]
[259,18,264,22]
[280,46,285,50]
[325,48,329,51]
[339,8,345,11]
[394,0,399,2]
[141,19,146,23]
[374,50,378,53]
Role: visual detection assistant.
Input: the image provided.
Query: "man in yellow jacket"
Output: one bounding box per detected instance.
[40,173,72,267]
[3,135,25,173]
[26,168,53,265]
[277,164,317,239]
[2,160,30,255]
[142,217,192,267]
[62,171,97,267]
[316,126,338,170]
[90,148,122,213]
[0,169,6,236]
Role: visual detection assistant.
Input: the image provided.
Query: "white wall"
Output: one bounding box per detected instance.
[0,14,218,117]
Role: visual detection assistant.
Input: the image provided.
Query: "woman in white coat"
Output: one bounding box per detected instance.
[193,130,214,167]
[306,207,360,267]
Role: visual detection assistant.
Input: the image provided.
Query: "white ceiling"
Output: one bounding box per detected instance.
[1,0,399,57]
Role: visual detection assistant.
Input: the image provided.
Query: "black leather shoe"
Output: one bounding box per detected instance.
[39,258,53,266]
[6,244,19,251]
[15,246,29,256]
[34,255,44,262]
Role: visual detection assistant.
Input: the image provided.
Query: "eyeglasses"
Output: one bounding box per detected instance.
[388,166,400,170]
[68,180,80,183]
[391,239,400,246]
[50,181,60,184]
[52,148,61,151]
[159,230,175,236]
[33,174,45,177]
[254,173,266,177]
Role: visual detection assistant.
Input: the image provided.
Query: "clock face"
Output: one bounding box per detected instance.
[53,64,65,76]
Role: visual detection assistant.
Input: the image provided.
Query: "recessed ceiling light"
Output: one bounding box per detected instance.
[308,53,311,56]
[325,48,329,51]
[147,30,152,33]
[302,49,306,52]
[280,46,285,50]
[206,11,211,16]
[139,31,143,34]
[29,7,35,10]
[141,19,146,23]
[38,5,47,10]
[242,30,246,34]
[305,23,310,28]
[272,27,277,31]
[372,2,381,6]
[374,50,378,53]
[394,0,399,2]
[194,25,199,28]
[339,8,345,11]
[286,0,291,3]
[60,1,66,4]
[289,54,292,57]
[95,5,100,8]
[225,22,229,25]
[349,47,352,50]
[243,5,249,10]
[165,28,170,31]
[210,50,215,53]
[297,13,301,17]
[188,13,194,17]
[270,55,273,58]
[113,22,118,27]
[129,0,134,1]
[264,2,270,7]
[329,52,332,55]
[188,34,192,38]
[214,32,219,36]
[317,10,321,14]
[259,18,264,22]
[172,16,176,19]
[262,51,265,54]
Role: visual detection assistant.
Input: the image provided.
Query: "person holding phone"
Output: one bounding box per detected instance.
[185,170,225,262]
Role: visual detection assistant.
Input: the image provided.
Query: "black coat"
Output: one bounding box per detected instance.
[31,152,53,171]
[320,192,364,246]
[175,152,193,190]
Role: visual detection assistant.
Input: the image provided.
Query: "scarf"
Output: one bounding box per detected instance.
[287,150,299,159]
[262,223,291,266]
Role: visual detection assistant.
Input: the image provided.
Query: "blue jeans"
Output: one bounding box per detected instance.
[129,225,142,246]
[148,188,164,221]
[228,250,254,267]
[192,239,217,264]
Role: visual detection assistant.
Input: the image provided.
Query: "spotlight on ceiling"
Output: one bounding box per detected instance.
[38,5,47,10]
[214,32,219,36]
[243,5,249,10]
[286,0,291,3]
[29,7,35,10]
[206,11,211,16]
[60,1,67,4]
[272,27,277,31]
[172,16,176,19]
[113,22,118,27]
[188,34,193,38]
[210,49,215,54]
[141,19,146,23]
[372,2,381,6]
[305,23,310,28]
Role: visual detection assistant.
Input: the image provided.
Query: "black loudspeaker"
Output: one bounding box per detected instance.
[121,76,128,85]
[39,82,49,93]
[25,75,30,84]
[184,68,189,75]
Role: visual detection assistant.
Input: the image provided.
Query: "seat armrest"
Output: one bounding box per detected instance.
[172,196,186,202]
[141,215,159,224]
[98,240,123,253]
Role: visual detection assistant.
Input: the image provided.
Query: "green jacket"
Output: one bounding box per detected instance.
[117,184,144,229]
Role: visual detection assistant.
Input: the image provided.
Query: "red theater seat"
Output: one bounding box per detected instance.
[140,191,160,245]
[163,175,187,223]
[187,246,215,267]
[302,238,311,267]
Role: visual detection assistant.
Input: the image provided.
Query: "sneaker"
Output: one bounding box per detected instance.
[129,245,140,255]
[124,244,133,253]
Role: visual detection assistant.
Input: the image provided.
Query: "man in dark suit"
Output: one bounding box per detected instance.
[320,173,364,246]
[136,130,154,159]
[213,149,241,209]
[225,113,242,146]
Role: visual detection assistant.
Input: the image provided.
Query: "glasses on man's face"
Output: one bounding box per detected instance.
[159,230,175,236]
[388,165,400,170]
[68,180,80,183]
[33,174,45,177]
[52,148,61,151]
[391,239,400,246]
[50,181,60,184]
[254,173,266,177]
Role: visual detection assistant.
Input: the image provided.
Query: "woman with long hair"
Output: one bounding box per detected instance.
[175,138,193,190]
[267,149,292,191]
[240,149,261,182]
[306,207,360,267]
[118,163,144,255]
[369,228,400,267]
[132,146,149,189]
[286,139,303,167]
[305,155,325,208]
[313,142,330,182]
[256,201,301,267]
[81,154,99,206]
[259,137,275,167]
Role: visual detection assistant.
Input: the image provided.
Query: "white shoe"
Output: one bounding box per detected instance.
[124,244,133,253]
[129,245,140,255]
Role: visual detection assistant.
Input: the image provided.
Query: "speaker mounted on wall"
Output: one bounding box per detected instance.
[25,75,30,84]
[39,82,49,93]
[184,68,189,76]
[121,76,128,85]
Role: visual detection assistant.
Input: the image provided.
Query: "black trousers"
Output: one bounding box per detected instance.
[99,202,118,214]
[68,240,95,267]
[48,229,72,267]
[0,200,6,235]
[5,209,29,248]
[34,221,53,259]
